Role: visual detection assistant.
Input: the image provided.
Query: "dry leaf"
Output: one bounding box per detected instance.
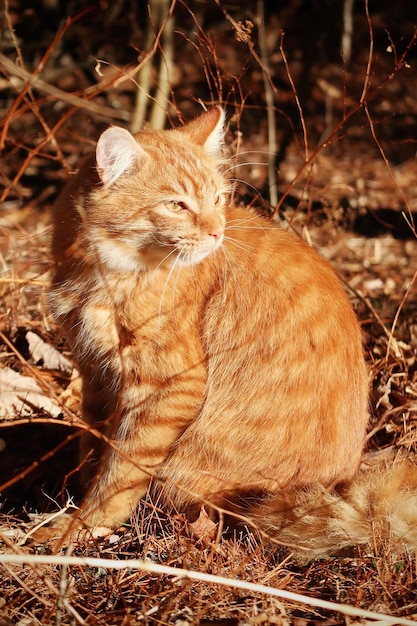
[187,506,217,541]
[26,331,73,374]
[0,366,62,420]
[58,367,82,412]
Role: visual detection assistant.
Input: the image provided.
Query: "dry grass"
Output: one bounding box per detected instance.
[1,1,417,624]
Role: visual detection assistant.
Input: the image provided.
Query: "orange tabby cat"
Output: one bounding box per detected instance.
[50,107,416,553]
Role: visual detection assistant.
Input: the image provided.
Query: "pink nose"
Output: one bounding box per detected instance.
[209,228,224,241]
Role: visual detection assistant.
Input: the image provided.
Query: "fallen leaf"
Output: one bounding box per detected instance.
[188,506,217,542]
[0,367,62,420]
[26,331,73,374]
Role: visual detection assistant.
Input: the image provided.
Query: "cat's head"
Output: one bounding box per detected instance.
[84,107,230,272]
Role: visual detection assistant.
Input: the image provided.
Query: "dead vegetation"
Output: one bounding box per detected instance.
[0,0,417,624]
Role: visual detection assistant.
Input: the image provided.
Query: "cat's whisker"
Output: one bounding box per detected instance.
[224,160,272,175]
[157,252,182,322]
[216,246,242,285]
[223,236,256,256]
[151,234,175,249]
[225,215,261,224]
[154,247,178,272]
[228,149,279,160]
[226,217,270,235]
[224,233,255,247]
[229,177,269,199]
[227,225,271,231]
[226,219,269,230]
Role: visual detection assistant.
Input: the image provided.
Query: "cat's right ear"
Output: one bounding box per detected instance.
[96,126,146,187]
[180,107,226,155]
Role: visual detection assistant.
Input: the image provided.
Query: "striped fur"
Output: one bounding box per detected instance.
[50,108,371,543]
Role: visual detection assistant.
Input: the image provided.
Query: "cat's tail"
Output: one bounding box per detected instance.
[248,458,417,558]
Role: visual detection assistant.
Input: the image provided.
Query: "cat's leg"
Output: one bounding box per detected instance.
[154,425,247,517]
[77,378,117,488]
[79,365,206,529]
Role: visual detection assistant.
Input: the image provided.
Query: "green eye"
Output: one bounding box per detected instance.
[165,201,186,212]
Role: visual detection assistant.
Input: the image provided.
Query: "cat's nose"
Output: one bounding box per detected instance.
[209,228,224,241]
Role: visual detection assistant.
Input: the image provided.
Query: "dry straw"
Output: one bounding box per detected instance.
[0,553,416,625]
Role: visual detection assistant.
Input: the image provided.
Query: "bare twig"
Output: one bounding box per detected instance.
[256,0,278,206]
[364,103,415,231]
[274,24,417,215]
[0,53,131,125]
[130,0,176,132]
[150,0,175,130]
[386,269,417,361]
[0,534,85,625]
[341,0,354,65]
[279,32,309,164]
[360,0,374,104]
[0,4,97,149]
[0,554,416,625]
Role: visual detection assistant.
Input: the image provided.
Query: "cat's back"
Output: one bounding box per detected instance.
[196,205,368,490]
[218,205,359,327]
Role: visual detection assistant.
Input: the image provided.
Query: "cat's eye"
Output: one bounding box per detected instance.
[165,200,187,212]
[214,194,222,206]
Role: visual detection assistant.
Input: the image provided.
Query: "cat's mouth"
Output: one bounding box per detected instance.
[176,233,224,266]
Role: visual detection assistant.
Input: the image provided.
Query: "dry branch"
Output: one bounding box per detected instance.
[0,554,416,625]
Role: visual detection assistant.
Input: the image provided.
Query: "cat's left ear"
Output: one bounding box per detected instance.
[96,126,147,187]
[180,107,225,155]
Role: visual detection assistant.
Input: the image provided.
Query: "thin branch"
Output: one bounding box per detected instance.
[0,554,416,626]
[386,269,417,361]
[341,0,354,64]
[280,32,309,163]
[274,25,417,215]
[360,0,374,104]
[364,102,415,231]
[0,53,131,125]
[256,0,278,206]
[0,4,97,149]
[150,0,176,130]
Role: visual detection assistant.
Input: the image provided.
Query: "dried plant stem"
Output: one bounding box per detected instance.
[256,0,277,206]
[274,24,417,215]
[386,269,417,361]
[0,535,85,624]
[0,5,96,149]
[359,295,401,358]
[130,8,154,132]
[0,53,131,125]
[341,0,354,64]
[56,545,75,626]
[149,0,175,130]
[364,103,414,226]
[360,1,413,228]
[360,0,373,104]
[0,554,416,625]
[130,0,176,132]
[280,32,309,164]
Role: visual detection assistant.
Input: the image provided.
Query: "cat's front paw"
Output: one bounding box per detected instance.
[29,512,113,547]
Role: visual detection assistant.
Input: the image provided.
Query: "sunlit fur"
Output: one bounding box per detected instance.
[50,107,407,555]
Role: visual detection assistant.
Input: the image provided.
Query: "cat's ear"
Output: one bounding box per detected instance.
[180,107,225,155]
[96,126,146,187]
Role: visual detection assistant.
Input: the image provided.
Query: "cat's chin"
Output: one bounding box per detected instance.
[177,249,216,266]
[177,236,224,266]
